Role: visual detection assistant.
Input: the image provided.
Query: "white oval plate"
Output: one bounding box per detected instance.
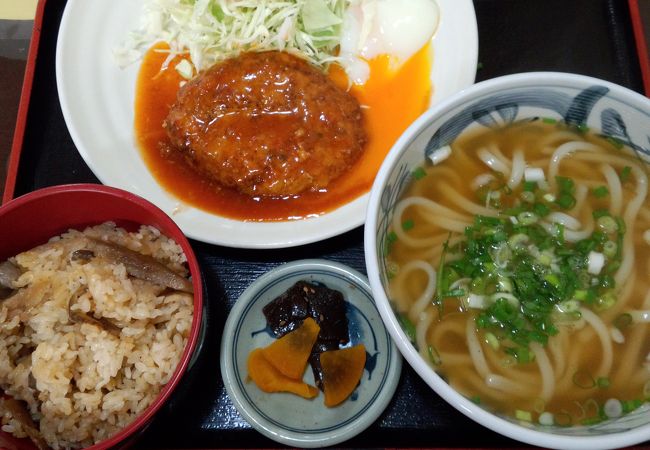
[55,0,477,248]
[220,259,401,448]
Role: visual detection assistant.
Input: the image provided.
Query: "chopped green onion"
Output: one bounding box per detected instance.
[572,371,596,389]
[435,236,451,313]
[595,291,616,311]
[556,192,576,209]
[622,399,643,413]
[554,223,565,243]
[620,166,632,183]
[520,191,535,203]
[582,416,605,425]
[398,315,416,342]
[496,275,513,293]
[485,332,499,350]
[533,202,551,217]
[386,261,399,279]
[538,249,554,266]
[614,313,632,330]
[607,136,624,149]
[384,232,398,256]
[557,300,580,313]
[428,345,442,365]
[505,346,535,363]
[574,289,588,301]
[592,186,609,198]
[475,215,503,227]
[544,273,560,288]
[606,260,621,274]
[431,168,626,369]
[543,193,556,202]
[554,310,582,323]
[522,181,538,192]
[443,288,466,297]
[597,377,611,388]
[515,410,533,421]
[597,216,618,233]
[542,117,557,124]
[556,176,575,192]
[507,233,529,250]
[402,219,414,231]
[603,241,617,258]
[615,216,626,234]
[518,211,539,225]
[593,209,611,219]
[599,274,615,289]
[412,167,426,180]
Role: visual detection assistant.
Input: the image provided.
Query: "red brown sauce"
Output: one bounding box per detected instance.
[134,42,430,221]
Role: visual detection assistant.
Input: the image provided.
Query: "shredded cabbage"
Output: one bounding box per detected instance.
[114,0,351,72]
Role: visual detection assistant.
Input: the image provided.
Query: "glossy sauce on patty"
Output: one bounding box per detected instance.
[134,43,431,221]
[164,51,366,197]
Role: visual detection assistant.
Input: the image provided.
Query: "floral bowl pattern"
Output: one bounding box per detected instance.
[364,72,650,449]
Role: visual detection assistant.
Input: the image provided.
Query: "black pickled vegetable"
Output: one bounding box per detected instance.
[263,280,350,389]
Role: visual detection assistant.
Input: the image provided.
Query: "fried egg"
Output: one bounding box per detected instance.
[338,0,440,84]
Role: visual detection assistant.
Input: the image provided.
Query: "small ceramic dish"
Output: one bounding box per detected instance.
[220,259,401,448]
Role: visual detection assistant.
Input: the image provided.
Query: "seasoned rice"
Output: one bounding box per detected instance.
[0,222,194,449]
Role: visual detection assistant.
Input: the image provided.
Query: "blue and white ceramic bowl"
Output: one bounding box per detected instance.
[364,72,650,449]
[220,259,401,448]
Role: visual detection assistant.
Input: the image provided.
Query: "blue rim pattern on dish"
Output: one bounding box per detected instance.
[231,268,393,434]
[221,259,402,448]
[376,82,650,291]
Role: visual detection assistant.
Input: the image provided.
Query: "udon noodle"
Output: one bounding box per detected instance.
[386,120,650,426]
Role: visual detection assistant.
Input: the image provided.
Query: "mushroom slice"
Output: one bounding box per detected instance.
[70,249,94,263]
[2,281,49,321]
[0,397,50,450]
[69,311,122,337]
[0,260,21,288]
[0,260,22,300]
[86,238,193,293]
[67,288,121,337]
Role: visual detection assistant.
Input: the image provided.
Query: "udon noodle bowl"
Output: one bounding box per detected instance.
[385,119,650,427]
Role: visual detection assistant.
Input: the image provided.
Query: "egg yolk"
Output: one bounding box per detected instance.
[328,43,432,193]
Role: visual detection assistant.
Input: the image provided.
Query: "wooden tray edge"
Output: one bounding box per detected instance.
[2,0,48,204]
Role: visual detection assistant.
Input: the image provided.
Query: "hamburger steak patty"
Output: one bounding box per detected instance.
[164,51,367,197]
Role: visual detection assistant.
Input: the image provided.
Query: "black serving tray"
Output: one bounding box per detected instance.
[6,0,645,448]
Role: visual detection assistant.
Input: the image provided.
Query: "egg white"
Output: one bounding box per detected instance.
[339,0,440,84]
